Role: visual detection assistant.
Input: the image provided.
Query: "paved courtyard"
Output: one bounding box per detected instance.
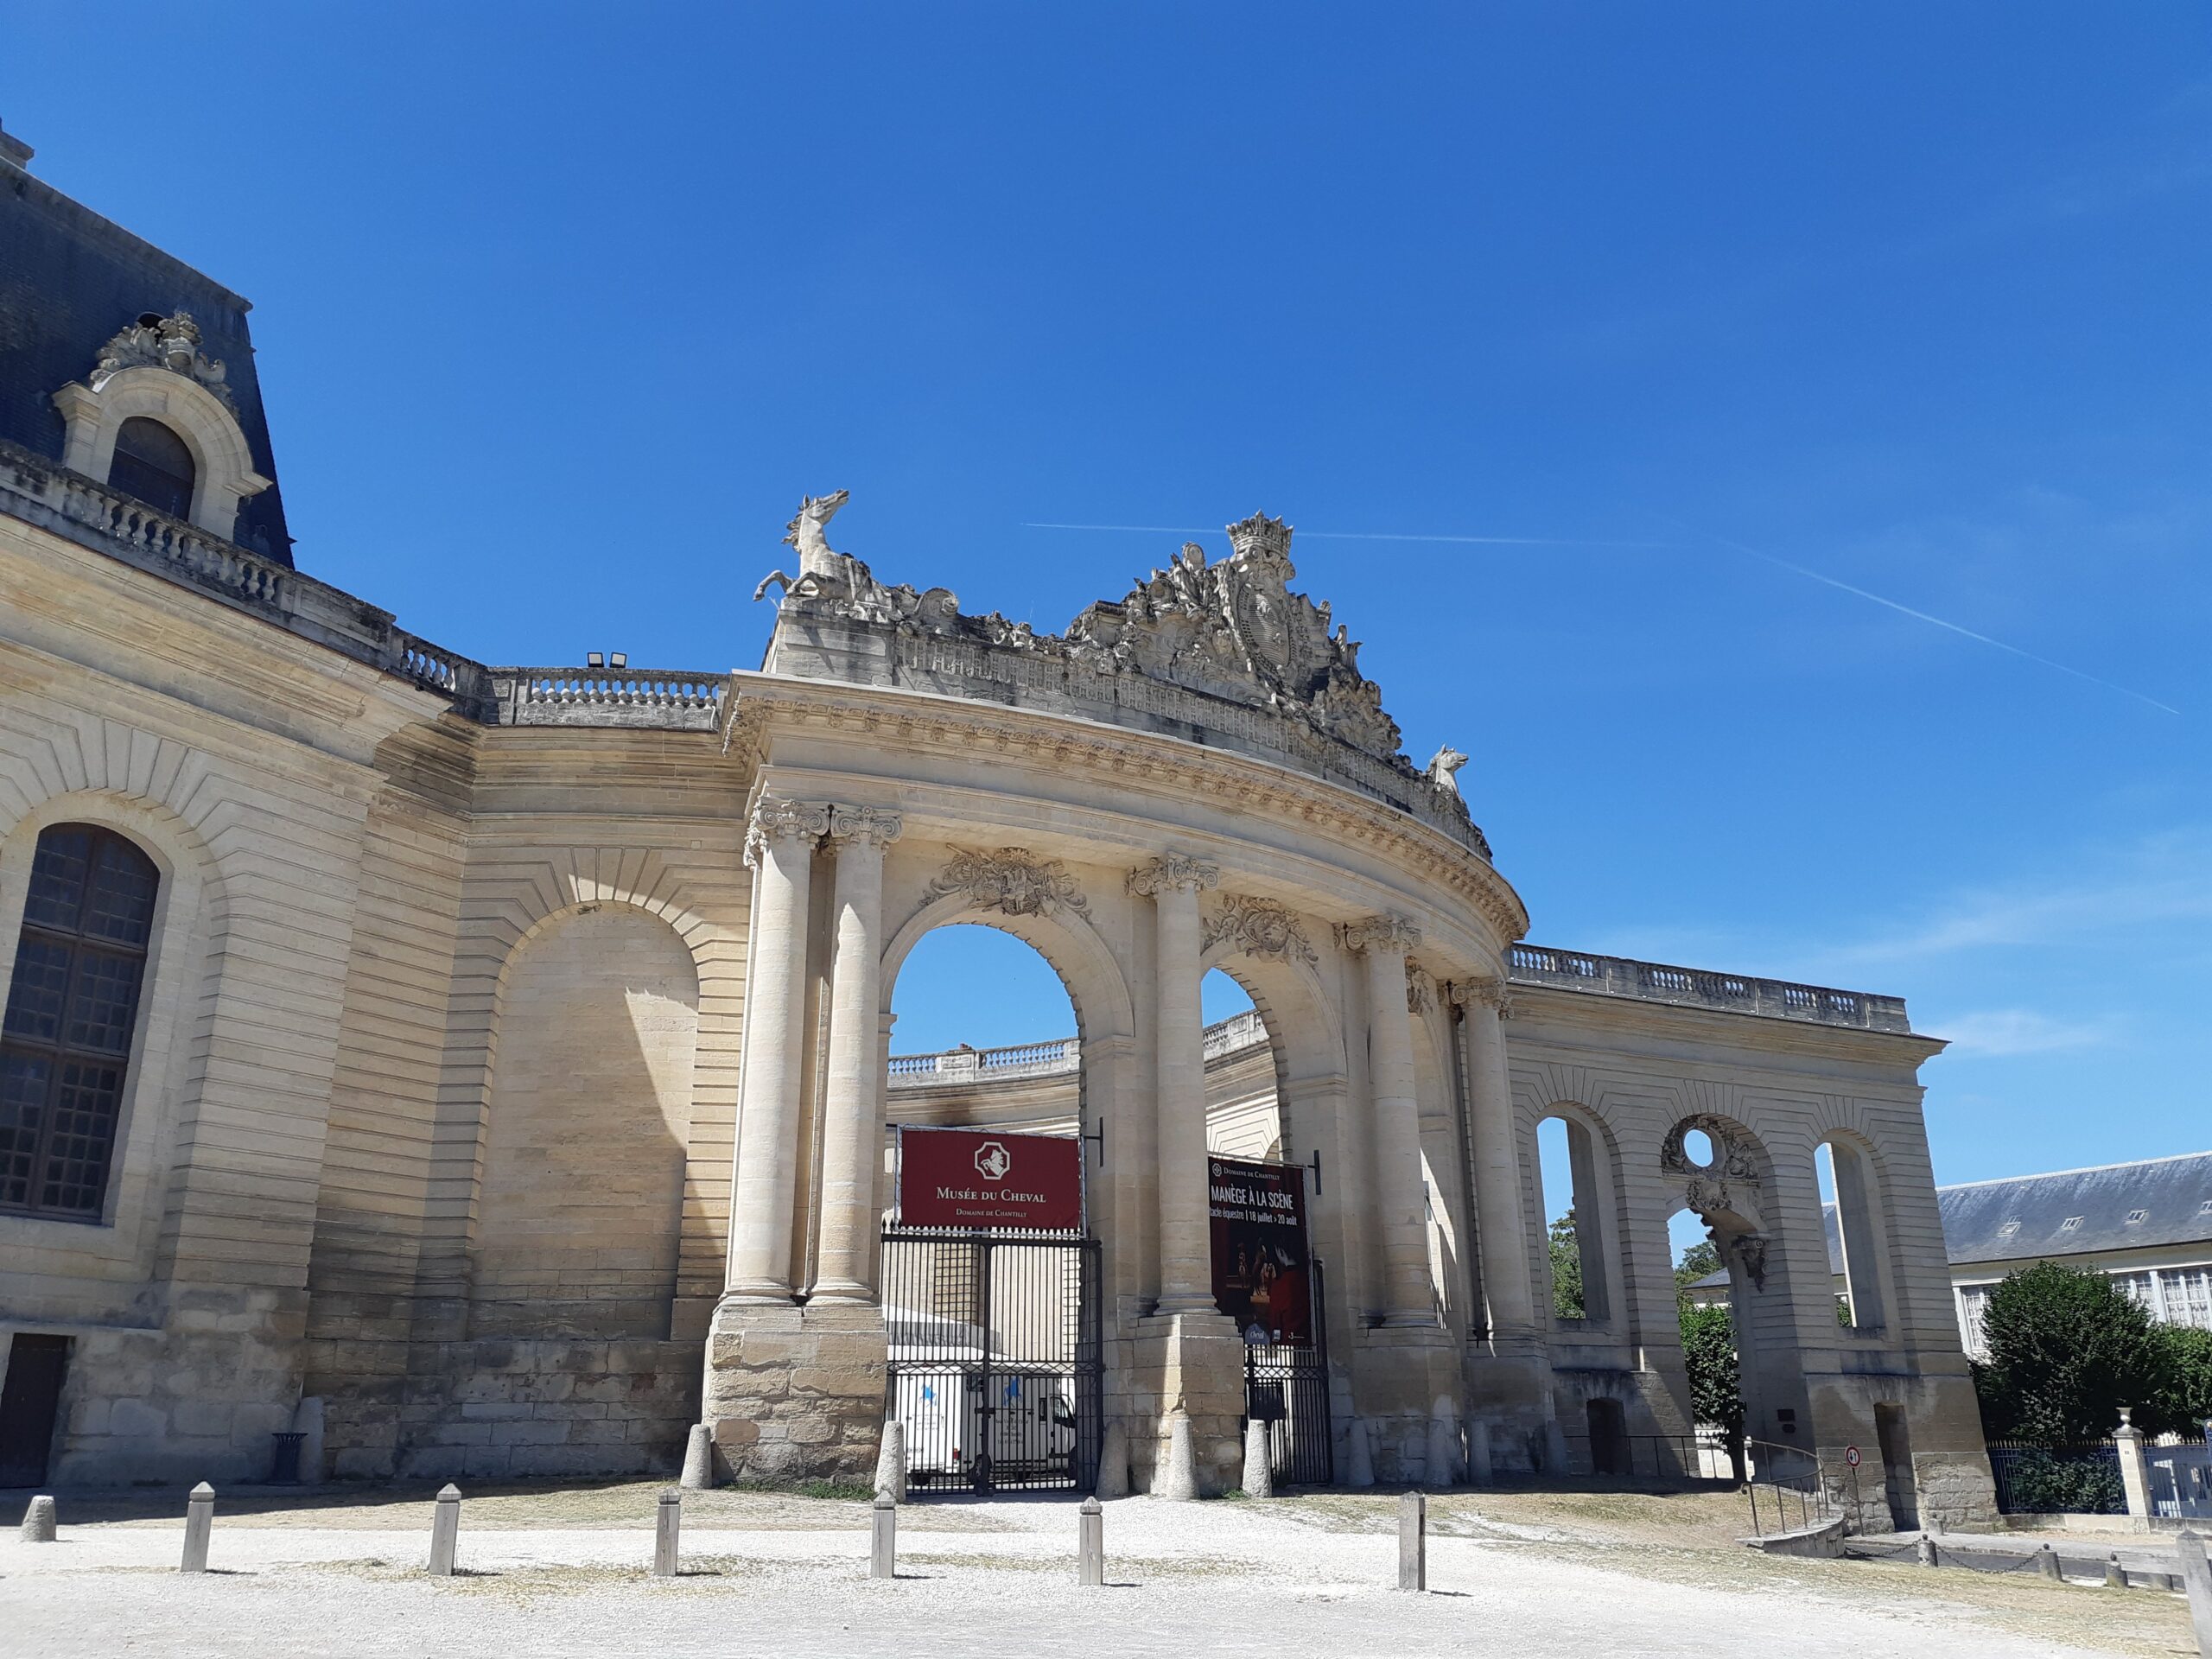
[0,1484,2198,1658]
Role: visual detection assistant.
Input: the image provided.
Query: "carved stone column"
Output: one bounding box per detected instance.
[810,806,902,1303]
[1453,976,1536,1344]
[1128,852,1219,1313]
[725,797,830,1302]
[1345,915,1436,1327]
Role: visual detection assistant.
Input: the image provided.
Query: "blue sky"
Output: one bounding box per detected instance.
[10,6,2207,1202]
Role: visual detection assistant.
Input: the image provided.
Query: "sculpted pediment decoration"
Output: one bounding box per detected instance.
[752,499,1471,795]
[1662,1113,1770,1239]
[927,847,1090,918]
[1202,894,1317,965]
[90,310,236,411]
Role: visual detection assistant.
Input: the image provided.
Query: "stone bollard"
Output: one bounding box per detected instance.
[874,1420,907,1504]
[2104,1552,2126,1590]
[1242,1418,1274,1499]
[1344,1417,1375,1490]
[1077,1496,1104,1587]
[292,1395,326,1486]
[1096,1420,1130,1500]
[1155,1408,1199,1502]
[20,1495,57,1543]
[180,1483,214,1573]
[654,1489,681,1578]
[428,1483,462,1577]
[1425,1399,1459,1490]
[2177,1529,2212,1657]
[2036,1543,2063,1581]
[1466,1418,1493,1488]
[1916,1533,1939,1567]
[870,1495,896,1581]
[1398,1491,1426,1592]
[679,1422,715,1491]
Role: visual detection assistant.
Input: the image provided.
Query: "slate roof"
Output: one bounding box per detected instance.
[1936,1152,2212,1267]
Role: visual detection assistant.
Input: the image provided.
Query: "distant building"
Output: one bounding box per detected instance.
[1687,1153,2212,1359]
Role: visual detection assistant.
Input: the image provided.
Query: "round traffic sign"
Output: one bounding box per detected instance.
[1844,1445,1862,1467]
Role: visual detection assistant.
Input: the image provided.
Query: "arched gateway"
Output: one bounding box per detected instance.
[675,503,1998,1520]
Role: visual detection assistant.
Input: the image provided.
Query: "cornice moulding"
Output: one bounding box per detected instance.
[725,670,1530,947]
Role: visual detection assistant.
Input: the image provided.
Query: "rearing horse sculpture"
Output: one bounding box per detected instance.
[753,489,852,602]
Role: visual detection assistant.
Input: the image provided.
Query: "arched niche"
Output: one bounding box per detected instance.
[470,902,701,1340]
[54,364,270,539]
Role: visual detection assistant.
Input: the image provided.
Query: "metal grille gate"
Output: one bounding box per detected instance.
[1243,1255,1333,1486]
[881,1227,1103,1494]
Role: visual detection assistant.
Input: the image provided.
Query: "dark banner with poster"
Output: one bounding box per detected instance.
[1208,1155,1313,1344]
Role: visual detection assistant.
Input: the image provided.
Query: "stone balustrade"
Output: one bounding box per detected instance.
[1506,944,1911,1033]
[490,668,728,732]
[888,1011,1274,1090]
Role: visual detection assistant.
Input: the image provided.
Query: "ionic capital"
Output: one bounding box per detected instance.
[744,796,831,868]
[1340,913,1421,956]
[829,804,904,850]
[1127,852,1220,899]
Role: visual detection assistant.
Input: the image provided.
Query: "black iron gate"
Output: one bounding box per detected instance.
[881,1227,1103,1494]
[1243,1255,1333,1486]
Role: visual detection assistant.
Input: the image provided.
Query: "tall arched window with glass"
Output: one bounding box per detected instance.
[0,826,160,1219]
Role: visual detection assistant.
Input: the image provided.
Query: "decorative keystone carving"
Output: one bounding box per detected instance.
[89,310,236,410]
[1662,1114,1767,1233]
[1730,1233,1770,1292]
[1201,894,1317,965]
[1406,963,1437,1015]
[744,798,831,868]
[829,804,904,849]
[1127,853,1221,899]
[1449,976,1514,1018]
[928,847,1090,918]
[1339,914,1421,956]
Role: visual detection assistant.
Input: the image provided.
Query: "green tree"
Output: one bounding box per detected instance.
[1673,1237,1722,1301]
[1549,1209,1585,1319]
[1974,1262,2175,1444]
[2158,1325,2212,1429]
[1679,1300,1745,1480]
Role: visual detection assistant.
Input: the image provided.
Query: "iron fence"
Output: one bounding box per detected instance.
[1742,1436,1838,1537]
[1986,1441,2126,1516]
[1242,1257,1332,1487]
[1557,1427,1738,1483]
[2147,1436,2212,1521]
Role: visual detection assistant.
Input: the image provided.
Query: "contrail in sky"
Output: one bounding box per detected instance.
[1700,531,2182,717]
[1021,522,1668,548]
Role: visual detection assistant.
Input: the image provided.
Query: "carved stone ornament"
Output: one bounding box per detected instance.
[1127,853,1221,899]
[90,310,235,410]
[828,804,903,849]
[1339,914,1421,956]
[744,798,831,868]
[754,503,1467,799]
[1423,746,1467,798]
[1662,1114,1767,1230]
[1405,963,1437,1015]
[928,847,1090,918]
[1449,976,1514,1019]
[1201,894,1317,965]
[1730,1233,1770,1292]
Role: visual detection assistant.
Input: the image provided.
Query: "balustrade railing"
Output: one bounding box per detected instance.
[493,667,728,731]
[891,1012,1271,1089]
[1507,944,1909,1033]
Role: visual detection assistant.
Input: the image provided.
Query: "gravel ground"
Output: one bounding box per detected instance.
[2,1487,2198,1658]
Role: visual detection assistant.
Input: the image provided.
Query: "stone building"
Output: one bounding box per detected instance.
[0,129,1996,1525]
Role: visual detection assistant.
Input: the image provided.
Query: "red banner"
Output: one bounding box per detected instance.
[897,1127,1084,1231]
[1209,1155,1313,1344]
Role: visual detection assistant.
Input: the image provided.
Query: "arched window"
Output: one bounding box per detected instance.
[106,416,195,520]
[1,825,160,1219]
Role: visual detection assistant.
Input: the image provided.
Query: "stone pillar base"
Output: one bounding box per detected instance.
[1352,1324,1461,1485]
[1128,1309,1245,1496]
[703,1299,887,1484]
[1462,1348,1554,1478]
